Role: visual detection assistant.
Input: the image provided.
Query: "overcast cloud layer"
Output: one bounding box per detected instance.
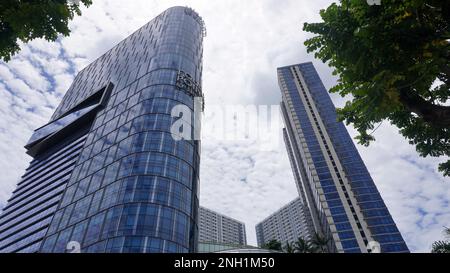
[0,0,448,252]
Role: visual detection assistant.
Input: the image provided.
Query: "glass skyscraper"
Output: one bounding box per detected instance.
[0,6,205,253]
[279,62,409,253]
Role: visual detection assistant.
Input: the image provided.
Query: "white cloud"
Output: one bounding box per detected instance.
[27,39,62,58]
[5,58,50,92]
[0,0,447,253]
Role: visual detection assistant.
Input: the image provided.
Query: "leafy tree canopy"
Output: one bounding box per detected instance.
[431,240,450,253]
[431,227,450,253]
[283,241,296,253]
[262,239,283,251]
[0,0,92,62]
[294,237,315,253]
[310,232,330,253]
[303,0,450,176]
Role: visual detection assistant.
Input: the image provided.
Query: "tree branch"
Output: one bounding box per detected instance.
[399,88,450,127]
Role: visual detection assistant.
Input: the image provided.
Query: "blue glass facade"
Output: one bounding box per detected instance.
[0,6,204,253]
[279,62,409,253]
[0,133,88,253]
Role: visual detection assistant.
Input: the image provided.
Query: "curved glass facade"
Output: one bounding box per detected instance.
[0,7,204,253]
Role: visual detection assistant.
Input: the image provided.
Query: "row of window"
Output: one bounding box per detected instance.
[117,152,193,185]
[20,135,87,185]
[86,92,195,164]
[49,171,196,237]
[72,115,198,184]
[42,203,193,252]
[80,127,196,178]
[0,133,87,253]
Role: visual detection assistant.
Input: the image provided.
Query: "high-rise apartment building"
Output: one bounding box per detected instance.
[279,62,409,253]
[255,197,313,247]
[0,6,205,253]
[199,207,246,246]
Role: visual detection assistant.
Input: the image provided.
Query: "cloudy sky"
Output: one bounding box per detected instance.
[0,0,448,252]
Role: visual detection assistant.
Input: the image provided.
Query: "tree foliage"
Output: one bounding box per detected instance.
[262,239,283,251]
[431,227,450,253]
[283,241,296,253]
[294,237,315,253]
[303,0,450,176]
[0,0,92,62]
[431,240,450,253]
[310,232,330,253]
[280,234,331,253]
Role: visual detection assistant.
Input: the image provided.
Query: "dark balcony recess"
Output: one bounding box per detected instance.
[25,83,114,157]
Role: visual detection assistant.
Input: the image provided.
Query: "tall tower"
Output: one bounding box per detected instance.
[279,62,409,253]
[0,6,205,253]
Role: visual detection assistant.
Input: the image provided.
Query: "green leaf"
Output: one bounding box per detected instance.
[0,0,92,62]
[303,0,450,177]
